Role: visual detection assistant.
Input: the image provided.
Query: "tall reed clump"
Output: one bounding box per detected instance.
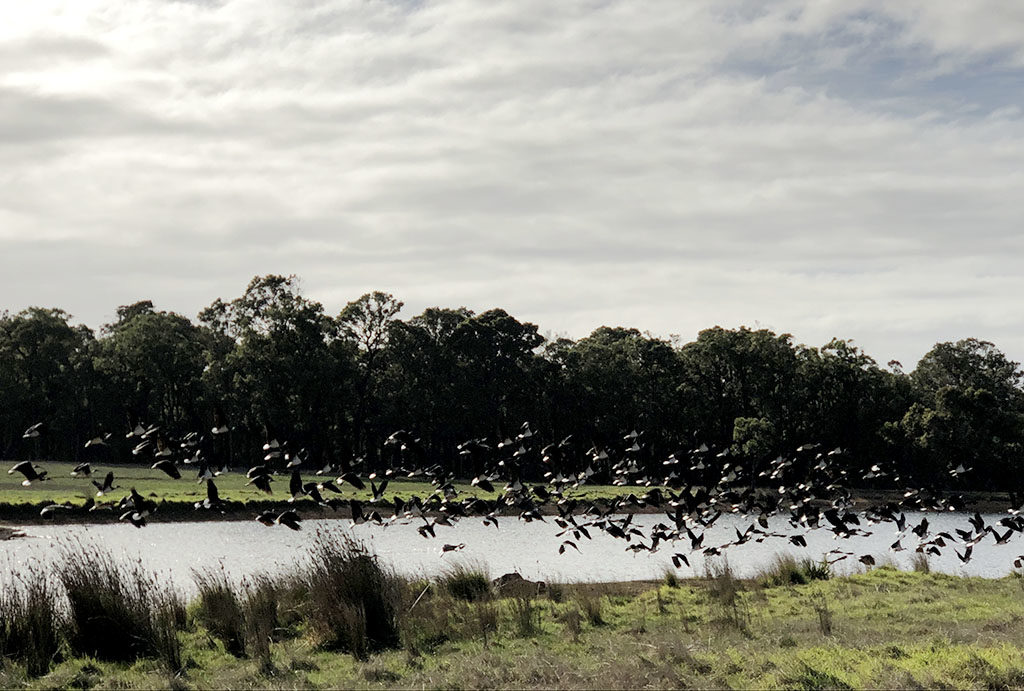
[55,543,185,672]
[192,569,283,667]
[301,531,402,659]
[193,568,245,657]
[0,568,64,677]
[240,575,280,669]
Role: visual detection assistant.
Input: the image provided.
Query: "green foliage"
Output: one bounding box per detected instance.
[3,274,1024,493]
[6,559,1024,689]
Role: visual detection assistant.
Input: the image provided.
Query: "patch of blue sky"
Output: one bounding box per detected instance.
[719,9,1024,121]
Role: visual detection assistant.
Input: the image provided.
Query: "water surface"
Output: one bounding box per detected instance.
[2,512,1020,595]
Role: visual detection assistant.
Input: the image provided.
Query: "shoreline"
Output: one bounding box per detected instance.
[0,488,1016,529]
[2,489,1015,532]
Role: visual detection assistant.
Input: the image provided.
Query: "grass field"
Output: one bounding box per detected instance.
[2,552,1023,690]
[0,460,642,517]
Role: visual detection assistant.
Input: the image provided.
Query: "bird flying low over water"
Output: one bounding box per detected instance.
[277,509,301,530]
[194,479,222,510]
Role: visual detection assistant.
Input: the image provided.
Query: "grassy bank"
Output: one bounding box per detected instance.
[0,461,654,524]
[1,537,1024,689]
[1,460,1015,525]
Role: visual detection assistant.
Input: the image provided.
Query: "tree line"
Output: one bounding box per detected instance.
[2,274,1022,492]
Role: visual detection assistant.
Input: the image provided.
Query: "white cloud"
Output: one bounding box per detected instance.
[1,0,1024,367]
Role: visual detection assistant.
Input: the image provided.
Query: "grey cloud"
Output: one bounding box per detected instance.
[2,0,1024,369]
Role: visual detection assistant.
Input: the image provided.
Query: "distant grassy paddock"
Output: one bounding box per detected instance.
[1,555,1023,689]
[0,460,646,522]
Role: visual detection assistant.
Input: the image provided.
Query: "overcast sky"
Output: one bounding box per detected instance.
[3,1,1023,368]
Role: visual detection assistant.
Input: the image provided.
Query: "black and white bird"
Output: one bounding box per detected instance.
[8,461,48,486]
[92,471,116,496]
[22,422,45,439]
[276,509,301,530]
[152,459,181,479]
[194,479,222,510]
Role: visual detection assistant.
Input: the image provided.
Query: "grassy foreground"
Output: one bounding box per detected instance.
[2,537,1024,690]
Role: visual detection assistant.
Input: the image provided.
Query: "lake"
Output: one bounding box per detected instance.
[2,512,1020,595]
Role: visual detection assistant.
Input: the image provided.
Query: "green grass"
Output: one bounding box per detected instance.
[0,460,644,517]
[3,563,1024,689]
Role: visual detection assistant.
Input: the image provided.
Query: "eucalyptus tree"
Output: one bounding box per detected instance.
[560,327,685,463]
[338,291,404,465]
[198,275,353,467]
[794,338,911,472]
[95,301,208,440]
[449,308,545,442]
[893,339,1024,490]
[677,327,800,452]
[377,307,474,465]
[0,307,97,461]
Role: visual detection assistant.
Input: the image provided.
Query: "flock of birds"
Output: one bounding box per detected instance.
[5,419,1024,569]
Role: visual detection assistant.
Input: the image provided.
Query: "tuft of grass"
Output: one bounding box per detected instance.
[437,562,491,602]
[193,568,245,657]
[510,595,542,637]
[758,553,831,587]
[810,592,834,636]
[663,568,680,589]
[910,552,931,573]
[300,530,402,659]
[473,600,500,647]
[56,542,185,672]
[0,566,64,677]
[704,556,751,633]
[399,588,450,656]
[573,589,606,627]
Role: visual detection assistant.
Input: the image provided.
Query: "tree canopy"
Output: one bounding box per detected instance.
[2,275,1022,491]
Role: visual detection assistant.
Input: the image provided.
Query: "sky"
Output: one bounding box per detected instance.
[2,0,1024,369]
